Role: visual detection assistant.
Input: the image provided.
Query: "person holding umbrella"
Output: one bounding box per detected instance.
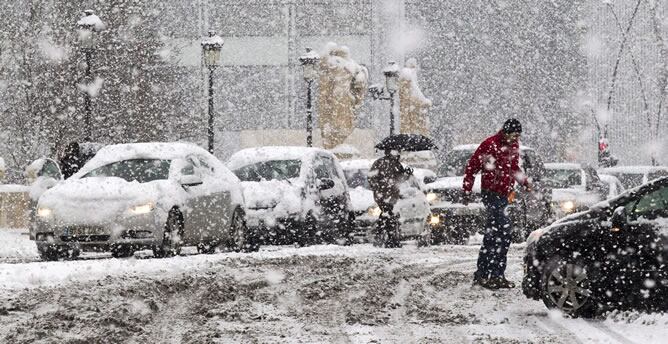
[368,148,413,247]
[462,118,531,289]
[369,134,436,247]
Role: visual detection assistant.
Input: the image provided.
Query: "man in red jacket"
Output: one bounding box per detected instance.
[462,118,531,289]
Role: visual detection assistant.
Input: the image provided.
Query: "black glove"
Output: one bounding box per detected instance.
[405,167,414,175]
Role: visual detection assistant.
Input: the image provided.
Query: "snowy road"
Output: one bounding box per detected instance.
[1,229,667,343]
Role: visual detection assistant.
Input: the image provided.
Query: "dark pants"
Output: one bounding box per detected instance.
[474,190,512,279]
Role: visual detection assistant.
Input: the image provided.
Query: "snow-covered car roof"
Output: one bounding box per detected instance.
[544,162,581,170]
[339,159,373,171]
[72,142,213,178]
[452,143,535,152]
[227,146,331,171]
[599,165,668,175]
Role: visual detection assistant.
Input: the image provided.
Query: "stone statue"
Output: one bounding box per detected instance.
[399,58,432,136]
[318,42,368,149]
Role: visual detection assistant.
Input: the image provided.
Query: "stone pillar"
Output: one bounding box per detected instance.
[399,58,431,136]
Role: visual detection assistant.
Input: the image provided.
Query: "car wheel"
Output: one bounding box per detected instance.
[153,209,183,258]
[230,208,259,252]
[196,242,217,254]
[111,244,135,258]
[38,246,64,261]
[540,257,597,317]
[431,227,445,245]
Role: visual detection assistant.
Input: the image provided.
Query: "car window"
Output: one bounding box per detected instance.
[40,159,62,180]
[321,155,341,180]
[543,168,582,188]
[630,185,668,219]
[344,168,369,188]
[648,170,668,182]
[438,150,473,177]
[313,157,330,180]
[233,160,302,182]
[616,173,645,189]
[82,159,172,183]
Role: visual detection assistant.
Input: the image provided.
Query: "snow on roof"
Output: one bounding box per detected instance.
[331,144,361,156]
[73,142,210,177]
[227,146,326,171]
[0,184,29,193]
[340,159,374,170]
[544,163,582,170]
[599,165,668,174]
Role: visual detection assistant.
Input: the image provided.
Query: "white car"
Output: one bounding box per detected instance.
[34,142,250,260]
[543,163,607,218]
[340,159,431,245]
[227,146,353,246]
[599,165,668,189]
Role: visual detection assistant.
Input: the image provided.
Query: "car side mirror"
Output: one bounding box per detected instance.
[317,178,335,190]
[179,174,203,187]
[611,206,628,230]
[424,176,437,184]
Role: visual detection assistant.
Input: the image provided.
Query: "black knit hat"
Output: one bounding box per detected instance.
[502,118,522,134]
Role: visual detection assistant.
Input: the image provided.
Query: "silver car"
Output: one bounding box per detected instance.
[34,142,252,260]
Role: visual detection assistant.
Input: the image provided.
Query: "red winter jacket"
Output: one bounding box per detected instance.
[462,131,528,197]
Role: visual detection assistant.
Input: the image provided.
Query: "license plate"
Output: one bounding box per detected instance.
[66,227,99,236]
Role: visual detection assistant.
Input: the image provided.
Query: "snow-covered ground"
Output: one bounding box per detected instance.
[1,228,666,343]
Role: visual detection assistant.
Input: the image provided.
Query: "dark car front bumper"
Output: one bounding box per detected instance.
[429,202,485,238]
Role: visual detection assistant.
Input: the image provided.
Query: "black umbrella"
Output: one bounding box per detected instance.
[375,134,438,152]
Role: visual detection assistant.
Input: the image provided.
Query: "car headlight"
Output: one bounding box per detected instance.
[426,192,439,204]
[129,202,154,215]
[367,206,382,217]
[429,214,440,226]
[37,207,53,218]
[559,200,576,213]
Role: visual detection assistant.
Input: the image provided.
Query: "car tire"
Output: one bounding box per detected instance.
[431,227,445,245]
[196,242,217,254]
[540,256,598,318]
[230,207,259,253]
[111,244,134,258]
[38,246,64,261]
[153,208,183,258]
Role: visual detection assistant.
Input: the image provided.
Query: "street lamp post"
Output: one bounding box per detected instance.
[298,47,320,147]
[77,10,105,141]
[201,30,224,154]
[369,61,400,136]
[383,62,400,136]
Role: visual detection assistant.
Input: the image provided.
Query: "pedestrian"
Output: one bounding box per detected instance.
[368,149,413,247]
[59,141,81,179]
[462,118,531,289]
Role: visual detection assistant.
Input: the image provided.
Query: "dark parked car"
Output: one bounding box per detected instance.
[426,144,551,244]
[522,176,668,317]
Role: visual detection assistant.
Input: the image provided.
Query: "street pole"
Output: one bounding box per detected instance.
[84,50,92,141]
[306,79,313,147]
[207,66,215,154]
[389,90,395,136]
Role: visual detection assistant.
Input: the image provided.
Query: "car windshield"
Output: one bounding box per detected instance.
[82,159,171,183]
[344,168,370,189]
[438,150,473,177]
[648,170,668,182]
[543,168,582,188]
[233,160,302,182]
[614,173,645,189]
